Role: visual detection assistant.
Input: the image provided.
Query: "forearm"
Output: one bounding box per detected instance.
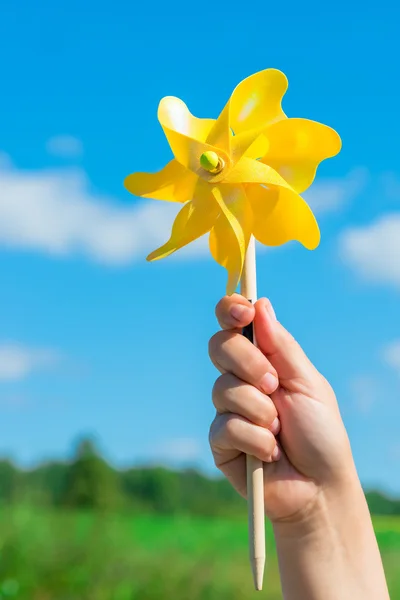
[273,475,390,600]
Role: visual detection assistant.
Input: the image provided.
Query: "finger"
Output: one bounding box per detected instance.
[208,330,279,394]
[215,294,255,330]
[254,298,319,386]
[212,372,280,433]
[209,413,280,467]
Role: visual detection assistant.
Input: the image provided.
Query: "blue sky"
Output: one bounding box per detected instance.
[0,0,400,494]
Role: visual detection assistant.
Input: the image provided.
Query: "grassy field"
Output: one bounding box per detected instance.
[0,507,398,599]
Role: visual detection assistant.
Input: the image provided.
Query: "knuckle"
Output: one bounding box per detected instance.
[260,404,278,428]
[255,432,276,462]
[243,386,274,425]
[215,295,242,329]
[214,298,224,317]
[264,396,278,420]
[211,373,229,409]
[252,360,275,386]
[208,330,236,365]
[208,415,220,448]
[208,330,228,357]
[214,303,226,328]
[208,434,220,468]
[245,347,275,379]
[215,296,229,317]
[224,414,240,440]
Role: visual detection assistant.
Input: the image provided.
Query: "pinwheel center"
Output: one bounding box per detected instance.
[200,151,224,174]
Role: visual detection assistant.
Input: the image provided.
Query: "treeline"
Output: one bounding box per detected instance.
[0,437,398,516]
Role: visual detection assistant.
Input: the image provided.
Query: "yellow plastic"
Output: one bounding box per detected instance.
[246,184,320,249]
[147,181,218,260]
[259,118,342,193]
[209,185,252,293]
[124,160,197,202]
[124,69,341,294]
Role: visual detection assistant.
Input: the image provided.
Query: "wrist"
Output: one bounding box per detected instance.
[273,470,366,541]
[272,473,390,600]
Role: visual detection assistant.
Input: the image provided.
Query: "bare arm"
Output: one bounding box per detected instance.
[208,294,390,600]
[274,475,390,600]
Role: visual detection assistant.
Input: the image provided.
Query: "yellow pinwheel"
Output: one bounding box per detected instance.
[124,69,341,294]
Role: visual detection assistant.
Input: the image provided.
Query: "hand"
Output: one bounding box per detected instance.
[208,294,357,524]
[209,294,390,599]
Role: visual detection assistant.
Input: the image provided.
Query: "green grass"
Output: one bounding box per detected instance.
[0,507,398,599]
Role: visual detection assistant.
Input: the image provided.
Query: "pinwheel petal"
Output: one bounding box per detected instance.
[224,157,293,189]
[231,130,269,162]
[260,118,342,193]
[229,69,287,133]
[147,183,218,261]
[124,159,198,202]
[246,184,320,249]
[159,96,215,140]
[206,69,287,164]
[205,102,231,155]
[158,97,229,174]
[209,184,253,295]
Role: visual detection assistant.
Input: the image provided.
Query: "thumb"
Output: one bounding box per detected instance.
[254,298,319,389]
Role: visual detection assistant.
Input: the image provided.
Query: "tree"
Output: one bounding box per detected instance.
[61,437,121,510]
[121,467,180,514]
[23,461,69,506]
[0,459,19,503]
[365,490,400,515]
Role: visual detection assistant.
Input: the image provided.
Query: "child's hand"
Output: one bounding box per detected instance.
[208,294,357,524]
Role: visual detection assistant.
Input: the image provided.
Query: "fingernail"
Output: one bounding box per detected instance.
[230,304,251,322]
[270,417,281,435]
[260,372,278,394]
[265,301,277,321]
[272,445,281,461]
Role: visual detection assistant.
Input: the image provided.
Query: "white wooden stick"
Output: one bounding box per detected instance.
[240,235,265,591]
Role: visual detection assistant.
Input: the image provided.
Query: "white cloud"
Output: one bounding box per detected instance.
[0,344,59,381]
[382,341,400,375]
[339,214,400,287]
[0,157,365,267]
[46,135,83,158]
[151,437,203,463]
[0,159,187,264]
[349,375,379,414]
[304,168,367,214]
